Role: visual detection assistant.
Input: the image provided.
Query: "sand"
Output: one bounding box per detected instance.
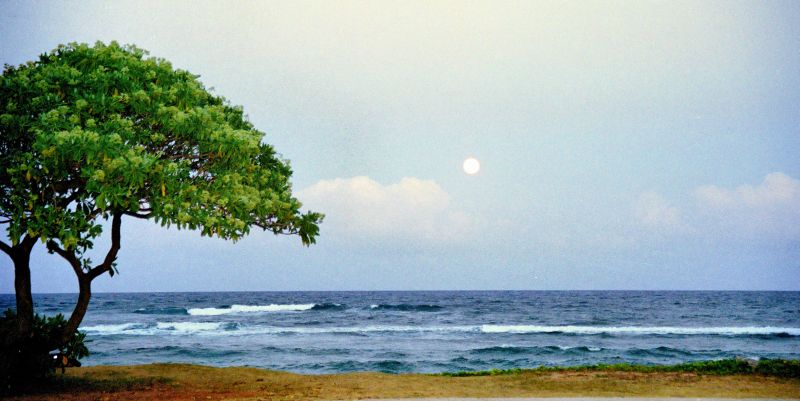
[6,364,799,401]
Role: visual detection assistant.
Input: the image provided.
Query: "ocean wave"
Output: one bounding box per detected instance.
[259,325,473,335]
[469,345,531,355]
[133,307,189,315]
[81,323,800,337]
[82,321,239,335]
[311,303,346,311]
[81,323,474,336]
[478,325,800,336]
[627,346,695,357]
[469,345,604,355]
[567,346,603,352]
[325,359,415,373]
[187,304,316,316]
[81,323,152,334]
[155,322,239,333]
[368,304,443,312]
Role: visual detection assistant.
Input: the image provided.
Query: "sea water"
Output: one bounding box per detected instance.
[1,291,798,373]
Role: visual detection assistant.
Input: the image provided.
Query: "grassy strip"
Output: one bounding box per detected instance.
[440,358,800,378]
[12,372,171,395]
[8,362,799,400]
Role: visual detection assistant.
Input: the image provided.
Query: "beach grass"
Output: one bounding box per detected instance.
[6,359,800,400]
[441,358,800,377]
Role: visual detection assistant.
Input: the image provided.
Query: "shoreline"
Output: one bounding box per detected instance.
[8,361,800,400]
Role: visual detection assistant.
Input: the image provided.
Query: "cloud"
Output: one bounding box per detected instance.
[632,172,800,242]
[694,172,800,240]
[299,176,472,243]
[695,172,799,210]
[634,191,685,233]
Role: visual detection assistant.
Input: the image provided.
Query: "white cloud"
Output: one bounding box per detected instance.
[696,172,799,209]
[694,172,800,239]
[634,191,685,232]
[632,172,800,242]
[299,176,472,243]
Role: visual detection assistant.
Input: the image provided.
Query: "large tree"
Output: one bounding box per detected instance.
[0,42,322,344]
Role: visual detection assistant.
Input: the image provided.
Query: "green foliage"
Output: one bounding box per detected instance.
[439,358,800,378]
[0,309,89,393]
[440,367,524,376]
[754,359,800,378]
[1,41,321,268]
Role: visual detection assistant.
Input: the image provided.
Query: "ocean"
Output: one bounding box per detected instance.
[2,291,798,373]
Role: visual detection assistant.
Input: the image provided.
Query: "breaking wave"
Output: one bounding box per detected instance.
[478,325,800,336]
[368,304,443,312]
[133,307,189,315]
[311,303,347,311]
[187,304,316,316]
[82,322,240,335]
[80,323,800,337]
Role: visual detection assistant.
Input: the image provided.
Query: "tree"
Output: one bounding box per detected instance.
[0,42,322,346]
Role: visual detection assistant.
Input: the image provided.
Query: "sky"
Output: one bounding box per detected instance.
[1,0,799,292]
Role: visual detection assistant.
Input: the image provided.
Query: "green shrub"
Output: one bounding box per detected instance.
[0,309,89,394]
[755,359,800,378]
[440,358,800,377]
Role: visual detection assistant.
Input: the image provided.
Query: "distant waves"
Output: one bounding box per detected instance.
[131,302,436,316]
[187,303,317,315]
[81,322,800,337]
[29,291,796,373]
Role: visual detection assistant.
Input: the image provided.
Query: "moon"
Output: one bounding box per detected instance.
[462,157,480,175]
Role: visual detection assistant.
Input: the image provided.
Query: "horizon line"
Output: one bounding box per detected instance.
[1,289,799,295]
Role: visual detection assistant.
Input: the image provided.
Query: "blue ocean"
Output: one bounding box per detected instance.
[2,291,798,373]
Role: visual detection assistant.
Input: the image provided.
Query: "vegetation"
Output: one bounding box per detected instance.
[6,362,799,400]
[440,358,800,378]
[0,309,88,393]
[0,41,321,387]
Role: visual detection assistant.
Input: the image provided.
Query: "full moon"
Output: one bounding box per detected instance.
[462,157,480,175]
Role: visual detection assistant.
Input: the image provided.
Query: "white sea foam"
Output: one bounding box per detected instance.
[478,325,800,336]
[187,304,316,316]
[223,325,476,336]
[80,323,800,337]
[155,322,223,333]
[552,345,601,351]
[82,322,231,336]
[81,323,148,334]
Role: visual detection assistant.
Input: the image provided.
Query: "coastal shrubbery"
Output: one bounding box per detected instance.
[0,309,88,393]
[441,358,800,378]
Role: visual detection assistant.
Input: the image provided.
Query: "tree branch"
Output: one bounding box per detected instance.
[253,221,297,233]
[21,234,38,253]
[0,239,11,257]
[46,240,84,278]
[88,211,122,280]
[56,189,84,208]
[123,211,152,219]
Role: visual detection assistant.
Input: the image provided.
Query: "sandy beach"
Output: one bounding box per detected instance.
[354,399,797,401]
[353,399,797,401]
[6,364,799,401]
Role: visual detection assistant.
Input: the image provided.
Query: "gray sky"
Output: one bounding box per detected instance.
[1,0,799,292]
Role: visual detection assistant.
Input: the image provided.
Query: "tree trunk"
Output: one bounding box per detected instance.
[61,276,91,346]
[12,251,34,337]
[7,236,38,337]
[55,211,122,347]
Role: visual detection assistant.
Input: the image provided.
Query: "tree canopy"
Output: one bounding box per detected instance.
[0,42,322,352]
[1,41,321,259]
